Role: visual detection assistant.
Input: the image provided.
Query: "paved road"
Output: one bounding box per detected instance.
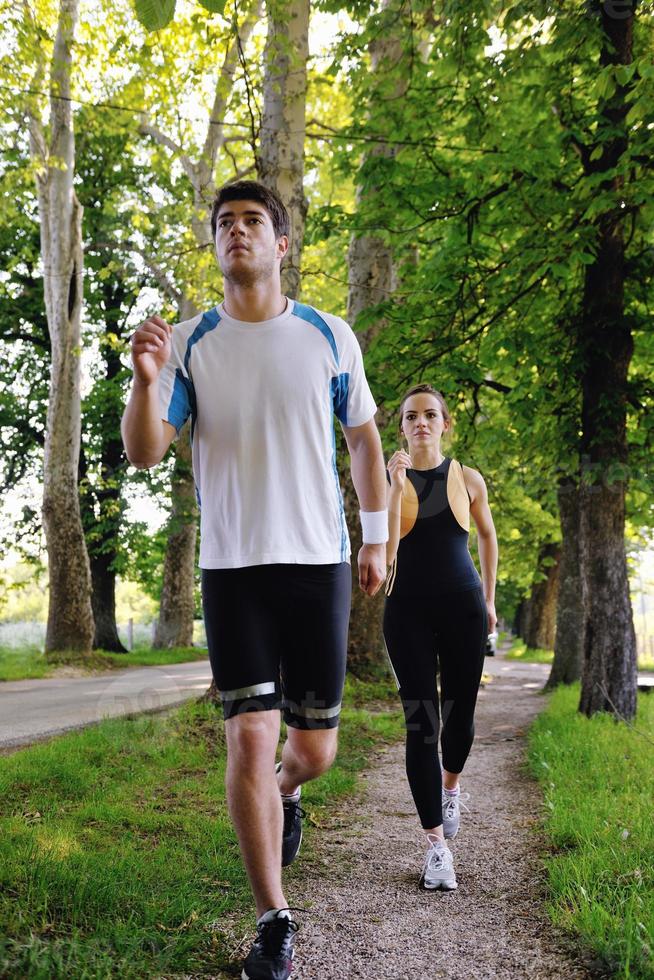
[0,660,213,749]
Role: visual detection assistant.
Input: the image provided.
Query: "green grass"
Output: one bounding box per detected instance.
[0,645,51,681]
[0,645,208,682]
[505,637,554,664]
[504,638,654,673]
[0,685,403,978]
[528,684,654,979]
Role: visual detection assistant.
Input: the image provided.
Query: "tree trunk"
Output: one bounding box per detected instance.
[578,4,637,719]
[258,0,309,300]
[78,442,127,654]
[344,1,409,677]
[88,284,130,652]
[154,418,198,648]
[29,0,94,657]
[518,543,560,651]
[91,551,126,652]
[547,482,583,688]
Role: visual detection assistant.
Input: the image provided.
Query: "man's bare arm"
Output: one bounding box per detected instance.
[342,418,387,596]
[121,315,177,469]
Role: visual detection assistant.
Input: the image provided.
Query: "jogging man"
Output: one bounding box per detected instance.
[121,180,387,980]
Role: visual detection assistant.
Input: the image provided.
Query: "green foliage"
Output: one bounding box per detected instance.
[328,0,654,619]
[2,0,653,626]
[529,684,654,978]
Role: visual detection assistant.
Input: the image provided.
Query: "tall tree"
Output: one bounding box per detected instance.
[258,0,310,299]
[343,0,420,675]
[578,2,638,718]
[547,481,583,688]
[26,0,94,656]
[76,110,153,652]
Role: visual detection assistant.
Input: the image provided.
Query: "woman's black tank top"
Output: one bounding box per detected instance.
[385,457,481,598]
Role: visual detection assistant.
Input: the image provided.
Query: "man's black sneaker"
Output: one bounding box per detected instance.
[276,763,305,867]
[241,910,299,980]
[281,795,305,867]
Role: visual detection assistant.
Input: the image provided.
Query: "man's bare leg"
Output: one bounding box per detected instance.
[225,710,286,918]
[277,727,339,796]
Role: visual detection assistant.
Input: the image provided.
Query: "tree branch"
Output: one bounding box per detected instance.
[200,0,262,173]
[138,119,196,183]
[130,246,182,306]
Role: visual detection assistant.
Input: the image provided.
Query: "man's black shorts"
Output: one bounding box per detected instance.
[201,563,352,729]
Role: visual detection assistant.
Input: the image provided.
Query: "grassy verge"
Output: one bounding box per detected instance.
[505,637,554,664]
[528,683,654,979]
[0,685,403,979]
[0,645,208,682]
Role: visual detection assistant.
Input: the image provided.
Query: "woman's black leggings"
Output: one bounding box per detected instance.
[383,587,487,829]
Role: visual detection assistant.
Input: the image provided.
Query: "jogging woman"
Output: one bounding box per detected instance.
[383,383,498,891]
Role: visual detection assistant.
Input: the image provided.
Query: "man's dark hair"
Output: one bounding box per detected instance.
[210,180,291,241]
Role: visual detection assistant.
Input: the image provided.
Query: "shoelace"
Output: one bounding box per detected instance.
[282,798,306,833]
[256,908,304,956]
[442,791,470,819]
[425,835,450,871]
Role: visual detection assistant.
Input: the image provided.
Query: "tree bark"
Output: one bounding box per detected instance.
[344,1,409,677]
[546,482,583,688]
[83,279,131,653]
[78,441,127,654]
[578,4,637,719]
[28,0,94,656]
[90,551,126,652]
[516,543,560,651]
[153,417,198,648]
[258,0,309,300]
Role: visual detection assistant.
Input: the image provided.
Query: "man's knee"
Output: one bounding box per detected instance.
[225,710,280,767]
[287,729,338,775]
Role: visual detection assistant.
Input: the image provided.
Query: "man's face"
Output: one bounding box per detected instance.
[214,199,288,287]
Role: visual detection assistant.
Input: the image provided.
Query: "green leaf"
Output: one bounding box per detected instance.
[615,64,636,87]
[133,0,176,31]
[197,0,227,12]
[594,70,616,101]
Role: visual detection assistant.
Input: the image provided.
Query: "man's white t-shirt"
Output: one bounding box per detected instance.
[157,300,377,569]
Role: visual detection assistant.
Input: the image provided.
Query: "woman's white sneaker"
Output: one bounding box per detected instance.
[419,835,458,891]
[442,788,470,839]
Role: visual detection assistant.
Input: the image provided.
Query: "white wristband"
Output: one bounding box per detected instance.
[360,510,389,544]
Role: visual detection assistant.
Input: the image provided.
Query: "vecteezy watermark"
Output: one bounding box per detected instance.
[401,698,456,745]
[96,666,185,720]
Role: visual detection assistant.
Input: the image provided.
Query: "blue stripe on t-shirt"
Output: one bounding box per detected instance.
[168,369,193,433]
[184,307,221,375]
[329,395,348,561]
[293,302,339,365]
[331,372,350,426]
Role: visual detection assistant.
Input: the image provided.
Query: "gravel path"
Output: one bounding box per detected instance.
[284,650,598,980]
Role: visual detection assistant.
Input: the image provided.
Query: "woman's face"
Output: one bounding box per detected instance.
[400,393,450,450]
